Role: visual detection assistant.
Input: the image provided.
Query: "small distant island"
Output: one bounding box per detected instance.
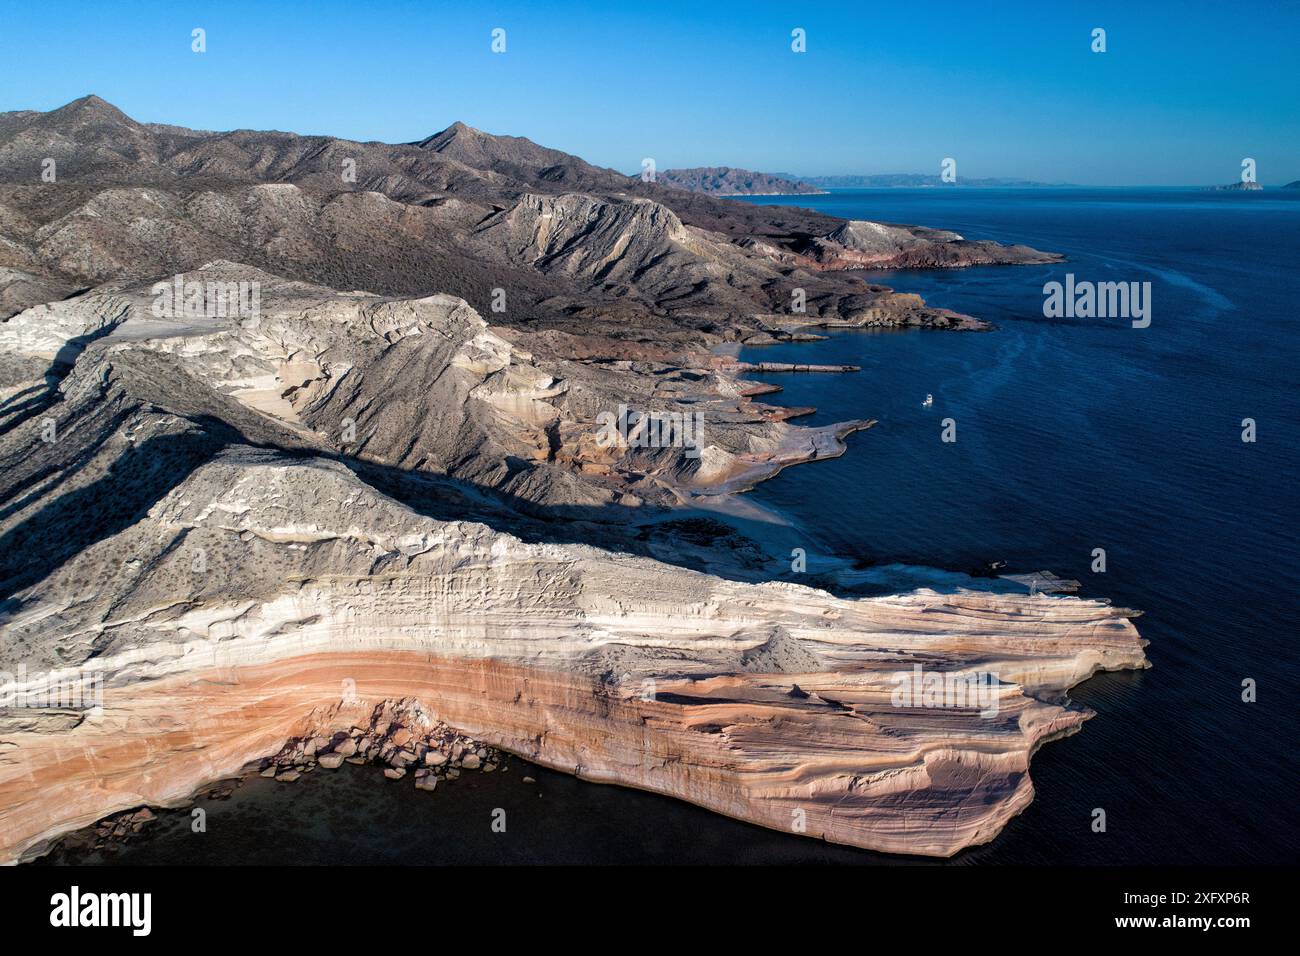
[1282,180,1300,189]
[657,166,826,196]
[1208,181,1264,191]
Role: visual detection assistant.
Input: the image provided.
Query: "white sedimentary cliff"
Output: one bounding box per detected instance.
[0,441,1146,862]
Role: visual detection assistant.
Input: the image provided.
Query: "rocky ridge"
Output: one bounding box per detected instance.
[0,96,1058,330]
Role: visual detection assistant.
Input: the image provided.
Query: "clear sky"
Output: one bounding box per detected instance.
[2,0,1297,185]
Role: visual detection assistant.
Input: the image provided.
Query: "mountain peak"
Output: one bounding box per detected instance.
[416,121,589,177]
[43,94,140,127]
[417,120,482,149]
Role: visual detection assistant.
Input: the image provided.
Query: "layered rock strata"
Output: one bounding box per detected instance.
[0,262,872,513]
[0,445,1146,862]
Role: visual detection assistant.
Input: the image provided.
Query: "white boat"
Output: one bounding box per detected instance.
[922,393,933,407]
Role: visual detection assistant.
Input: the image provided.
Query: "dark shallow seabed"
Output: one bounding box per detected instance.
[41,189,1299,866]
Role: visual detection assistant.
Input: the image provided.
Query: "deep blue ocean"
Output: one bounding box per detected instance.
[38,189,1298,866]
[736,188,1299,864]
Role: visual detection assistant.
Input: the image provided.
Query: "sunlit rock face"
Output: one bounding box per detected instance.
[0,261,874,515]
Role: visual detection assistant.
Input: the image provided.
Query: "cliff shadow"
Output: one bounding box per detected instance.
[0,416,244,606]
[0,325,121,437]
[339,455,993,596]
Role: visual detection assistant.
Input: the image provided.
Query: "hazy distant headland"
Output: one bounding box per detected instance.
[785,173,1074,188]
[713,170,1300,193]
[657,166,826,196]
[657,169,1074,195]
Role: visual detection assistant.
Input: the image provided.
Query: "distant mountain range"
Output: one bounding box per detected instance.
[0,96,1051,331]
[657,169,1069,195]
[780,173,1072,188]
[657,167,825,196]
[663,169,1300,194]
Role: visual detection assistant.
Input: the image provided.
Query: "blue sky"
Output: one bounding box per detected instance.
[2,0,1297,185]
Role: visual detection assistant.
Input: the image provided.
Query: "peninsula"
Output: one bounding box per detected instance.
[0,97,1143,863]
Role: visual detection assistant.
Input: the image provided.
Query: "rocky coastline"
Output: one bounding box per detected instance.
[0,97,1146,864]
[28,699,513,861]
